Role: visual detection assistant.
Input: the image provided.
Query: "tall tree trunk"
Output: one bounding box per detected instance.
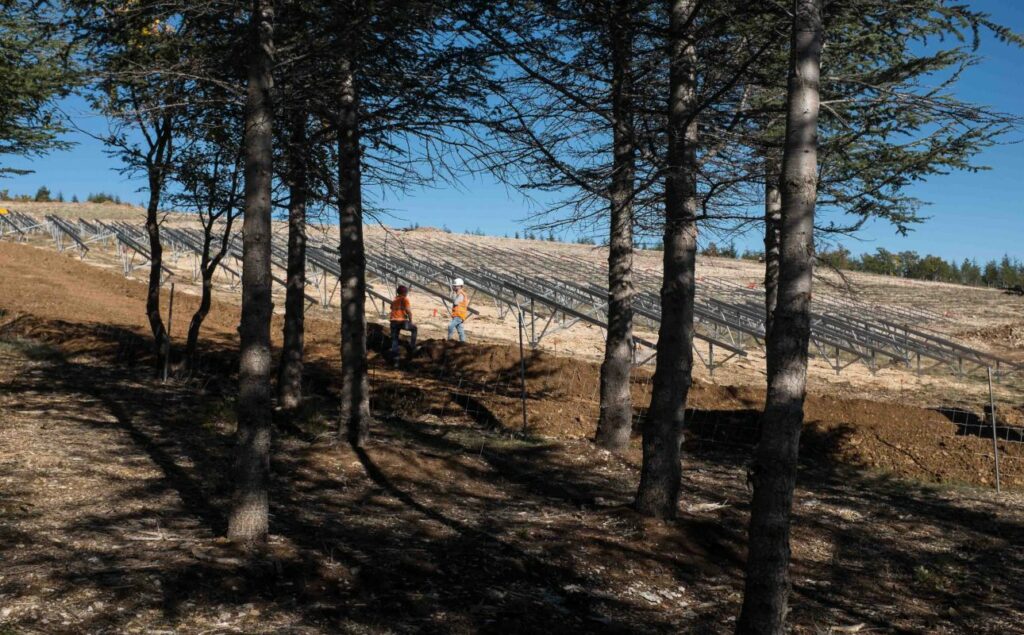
[635,0,698,519]
[187,212,237,374]
[145,173,167,375]
[763,160,782,340]
[185,268,214,372]
[278,109,308,412]
[228,0,275,548]
[337,53,372,447]
[736,1,822,632]
[594,0,636,452]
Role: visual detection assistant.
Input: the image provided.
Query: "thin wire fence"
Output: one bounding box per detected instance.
[368,338,1023,494]
[937,389,1024,492]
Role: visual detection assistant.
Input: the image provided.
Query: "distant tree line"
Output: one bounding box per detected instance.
[0,187,123,205]
[692,241,1024,290]
[0,186,62,202]
[818,247,1024,289]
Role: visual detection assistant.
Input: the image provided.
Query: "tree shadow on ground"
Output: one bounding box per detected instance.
[1,318,1023,633]
[0,325,680,633]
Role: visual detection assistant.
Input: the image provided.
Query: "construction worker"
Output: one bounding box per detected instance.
[389,285,417,363]
[448,278,470,342]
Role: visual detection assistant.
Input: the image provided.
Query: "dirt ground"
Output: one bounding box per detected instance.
[2,214,1024,632]
[1,239,1020,491]
[1,288,1024,633]
[8,203,1024,399]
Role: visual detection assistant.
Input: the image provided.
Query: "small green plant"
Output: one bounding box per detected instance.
[913,564,948,591]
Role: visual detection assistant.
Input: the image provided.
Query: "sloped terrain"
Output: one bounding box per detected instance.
[8,202,1024,410]
[2,241,1024,632]
[2,239,1021,490]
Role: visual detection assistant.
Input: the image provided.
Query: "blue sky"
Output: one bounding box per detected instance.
[3,0,1022,263]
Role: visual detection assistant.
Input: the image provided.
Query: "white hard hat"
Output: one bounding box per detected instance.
[452,278,464,287]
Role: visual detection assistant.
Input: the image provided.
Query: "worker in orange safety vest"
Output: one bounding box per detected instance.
[389,285,417,362]
[447,278,469,342]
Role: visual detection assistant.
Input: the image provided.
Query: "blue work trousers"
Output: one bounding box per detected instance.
[447,317,466,342]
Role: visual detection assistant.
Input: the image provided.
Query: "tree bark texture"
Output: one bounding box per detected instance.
[594,0,636,452]
[763,161,782,342]
[185,214,236,373]
[185,259,213,371]
[337,53,372,447]
[635,0,698,519]
[278,109,308,411]
[228,0,275,548]
[736,1,822,633]
[144,130,170,376]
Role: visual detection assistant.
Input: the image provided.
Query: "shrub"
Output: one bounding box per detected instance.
[86,192,124,205]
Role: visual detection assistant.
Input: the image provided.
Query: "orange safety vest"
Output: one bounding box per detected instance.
[452,292,469,319]
[390,295,411,322]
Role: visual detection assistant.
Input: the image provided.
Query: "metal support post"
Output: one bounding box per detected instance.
[163,283,175,382]
[518,310,528,434]
[987,367,1001,493]
[530,298,535,346]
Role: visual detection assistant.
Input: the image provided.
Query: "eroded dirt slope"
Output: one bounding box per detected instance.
[1,240,1021,491]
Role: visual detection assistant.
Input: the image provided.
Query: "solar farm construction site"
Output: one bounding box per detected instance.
[3,201,1024,482]
[4,202,1022,392]
[2,202,1024,632]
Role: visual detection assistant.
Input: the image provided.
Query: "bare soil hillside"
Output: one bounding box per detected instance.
[1,240,1021,490]
[4,200,145,220]
[10,200,1024,343]
[5,204,1024,410]
[1,240,1024,632]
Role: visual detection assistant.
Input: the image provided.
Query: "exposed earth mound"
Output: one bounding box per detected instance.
[1,240,1020,491]
[385,338,1023,489]
[957,322,1024,351]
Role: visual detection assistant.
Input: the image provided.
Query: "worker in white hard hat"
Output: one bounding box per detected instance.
[447,278,470,342]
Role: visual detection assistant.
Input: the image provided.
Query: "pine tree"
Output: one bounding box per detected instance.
[229,0,275,548]
[167,87,244,374]
[635,0,700,517]
[737,0,822,631]
[291,1,495,446]
[277,105,309,412]
[67,0,189,376]
[0,2,71,178]
[755,0,1021,317]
